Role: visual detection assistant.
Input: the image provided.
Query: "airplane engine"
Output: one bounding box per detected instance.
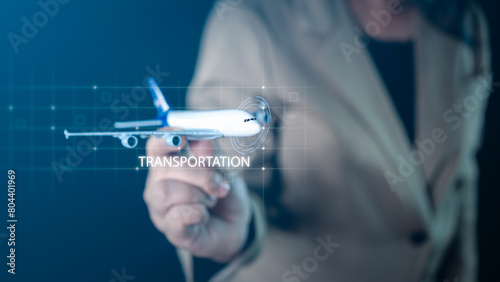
[165,135,182,147]
[120,136,138,148]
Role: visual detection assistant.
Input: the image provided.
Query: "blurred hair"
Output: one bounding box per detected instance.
[417,0,478,47]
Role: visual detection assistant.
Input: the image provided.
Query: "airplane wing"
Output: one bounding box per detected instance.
[63,129,223,148]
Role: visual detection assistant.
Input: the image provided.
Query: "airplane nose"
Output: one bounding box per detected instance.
[250,121,262,135]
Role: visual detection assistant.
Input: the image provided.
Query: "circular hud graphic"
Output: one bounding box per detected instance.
[231,96,271,154]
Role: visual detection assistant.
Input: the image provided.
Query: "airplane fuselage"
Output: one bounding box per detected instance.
[167,109,261,137]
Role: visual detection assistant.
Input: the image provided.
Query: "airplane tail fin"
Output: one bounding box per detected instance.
[147,77,170,116]
[112,77,169,129]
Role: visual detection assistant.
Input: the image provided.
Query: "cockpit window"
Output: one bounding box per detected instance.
[244,118,257,122]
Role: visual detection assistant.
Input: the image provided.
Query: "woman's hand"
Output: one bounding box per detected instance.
[143,128,251,263]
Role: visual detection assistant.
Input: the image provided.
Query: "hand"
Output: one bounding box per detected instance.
[143,128,251,263]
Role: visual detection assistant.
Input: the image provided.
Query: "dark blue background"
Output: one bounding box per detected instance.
[1,1,500,281]
[0,0,215,281]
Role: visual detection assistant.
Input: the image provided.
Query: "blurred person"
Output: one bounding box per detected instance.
[143,0,491,281]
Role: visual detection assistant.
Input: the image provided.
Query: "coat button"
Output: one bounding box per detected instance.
[455,177,465,191]
[410,230,427,246]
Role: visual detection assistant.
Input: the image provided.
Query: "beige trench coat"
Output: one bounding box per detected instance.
[177,0,491,281]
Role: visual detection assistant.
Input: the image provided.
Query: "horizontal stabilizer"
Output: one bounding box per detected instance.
[114,119,163,129]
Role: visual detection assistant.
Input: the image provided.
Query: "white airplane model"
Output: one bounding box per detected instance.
[64,77,263,148]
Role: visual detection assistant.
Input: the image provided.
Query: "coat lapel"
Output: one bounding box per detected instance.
[414,13,467,206]
[291,0,435,225]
